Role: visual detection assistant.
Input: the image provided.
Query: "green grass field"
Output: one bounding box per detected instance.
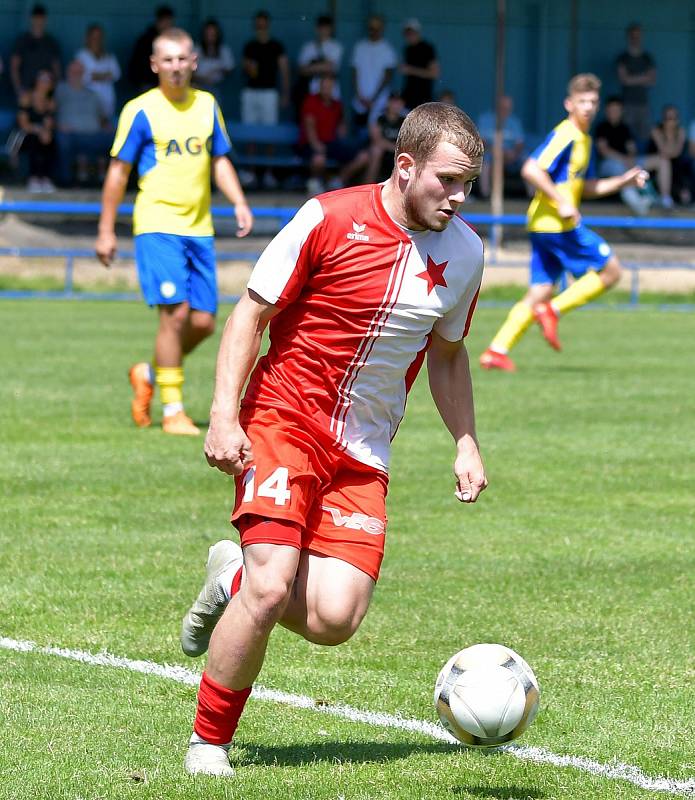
[1,300,693,800]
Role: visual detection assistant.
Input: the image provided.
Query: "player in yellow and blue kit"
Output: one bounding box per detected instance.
[96,27,253,434]
[480,73,648,372]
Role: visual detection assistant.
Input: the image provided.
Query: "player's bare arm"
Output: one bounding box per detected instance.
[427,331,487,503]
[212,156,254,238]
[95,159,131,266]
[205,290,279,475]
[521,157,580,224]
[583,166,648,199]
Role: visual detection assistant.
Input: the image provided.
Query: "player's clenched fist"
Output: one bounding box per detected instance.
[204,421,253,476]
[453,441,488,503]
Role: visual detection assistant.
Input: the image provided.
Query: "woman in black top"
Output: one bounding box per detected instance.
[17,68,56,192]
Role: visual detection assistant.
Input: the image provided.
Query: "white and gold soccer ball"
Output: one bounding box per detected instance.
[434,643,540,747]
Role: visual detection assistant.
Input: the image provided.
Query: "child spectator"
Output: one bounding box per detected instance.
[76,24,121,120]
[297,75,367,195]
[17,69,56,192]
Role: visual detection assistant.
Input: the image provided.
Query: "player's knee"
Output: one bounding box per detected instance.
[190,313,216,339]
[243,572,294,629]
[600,258,621,287]
[304,604,367,646]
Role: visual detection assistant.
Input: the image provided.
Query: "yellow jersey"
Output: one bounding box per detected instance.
[526,118,596,234]
[111,88,231,236]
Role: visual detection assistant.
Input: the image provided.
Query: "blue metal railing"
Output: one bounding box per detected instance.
[1,202,694,307]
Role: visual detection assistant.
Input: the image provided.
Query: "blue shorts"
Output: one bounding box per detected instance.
[134,233,217,313]
[529,225,612,286]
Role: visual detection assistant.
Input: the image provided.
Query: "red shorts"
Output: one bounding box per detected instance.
[231,407,388,581]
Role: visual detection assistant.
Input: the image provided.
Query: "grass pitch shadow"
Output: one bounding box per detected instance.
[454,787,546,799]
[240,739,457,767]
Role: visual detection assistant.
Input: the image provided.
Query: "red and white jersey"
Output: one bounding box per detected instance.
[244,183,484,472]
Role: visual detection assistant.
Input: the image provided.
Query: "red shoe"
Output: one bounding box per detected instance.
[533,302,561,351]
[479,348,516,372]
[128,362,154,428]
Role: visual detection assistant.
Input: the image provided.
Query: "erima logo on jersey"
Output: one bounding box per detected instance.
[322,505,384,535]
[346,221,369,242]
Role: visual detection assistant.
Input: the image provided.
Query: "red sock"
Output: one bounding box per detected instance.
[230,565,243,597]
[194,671,252,745]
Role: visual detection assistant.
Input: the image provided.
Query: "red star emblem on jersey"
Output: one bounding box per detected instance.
[416,255,448,294]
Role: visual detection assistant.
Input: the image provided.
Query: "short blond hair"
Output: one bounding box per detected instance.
[152,27,193,54]
[567,73,601,96]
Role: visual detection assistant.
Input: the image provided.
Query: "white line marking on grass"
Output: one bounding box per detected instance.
[2,636,693,797]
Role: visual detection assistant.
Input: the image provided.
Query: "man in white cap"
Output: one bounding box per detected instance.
[399,18,439,111]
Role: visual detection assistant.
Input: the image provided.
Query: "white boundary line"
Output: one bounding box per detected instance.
[1,636,693,797]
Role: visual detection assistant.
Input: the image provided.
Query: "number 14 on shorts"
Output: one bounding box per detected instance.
[242,466,291,506]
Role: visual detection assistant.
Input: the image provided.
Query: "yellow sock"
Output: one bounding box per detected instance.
[490,301,535,353]
[156,365,184,407]
[553,270,605,315]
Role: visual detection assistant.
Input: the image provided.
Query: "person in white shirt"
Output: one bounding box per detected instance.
[76,24,120,120]
[297,14,343,101]
[194,18,234,105]
[350,15,397,133]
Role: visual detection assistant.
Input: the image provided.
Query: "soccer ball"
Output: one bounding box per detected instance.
[433,643,540,747]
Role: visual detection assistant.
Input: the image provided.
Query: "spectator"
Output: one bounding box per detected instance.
[128,5,174,93]
[241,10,290,125]
[295,14,343,106]
[55,60,113,185]
[595,95,670,214]
[647,105,694,207]
[350,15,397,135]
[194,18,234,105]
[10,4,61,98]
[439,88,457,106]
[297,75,367,195]
[616,22,656,146]
[399,18,439,111]
[17,69,56,192]
[240,10,290,189]
[476,95,525,198]
[363,91,406,182]
[76,23,121,120]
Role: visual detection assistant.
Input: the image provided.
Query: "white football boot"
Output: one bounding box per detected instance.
[180,540,242,657]
[184,738,234,777]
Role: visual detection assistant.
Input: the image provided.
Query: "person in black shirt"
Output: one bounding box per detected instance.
[595,96,670,213]
[616,23,656,145]
[127,5,174,93]
[10,4,61,98]
[363,91,406,182]
[399,19,439,111]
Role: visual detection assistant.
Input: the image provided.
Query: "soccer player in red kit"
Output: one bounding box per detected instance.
[180,101,488,776]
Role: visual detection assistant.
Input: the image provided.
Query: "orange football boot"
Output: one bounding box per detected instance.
[163,410,201,436]
[479,348,516,372]
[128,362,154,428]
[533,302,561,351]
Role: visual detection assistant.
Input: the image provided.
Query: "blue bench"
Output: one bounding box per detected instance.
[227,122,305,170]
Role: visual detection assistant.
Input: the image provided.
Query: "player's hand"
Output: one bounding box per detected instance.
[235,202,254,238]
[624,166,649,188]
[204,418,253,476]
[453,438,488,503]
[95,231,117,267]
[557,201,581,225]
